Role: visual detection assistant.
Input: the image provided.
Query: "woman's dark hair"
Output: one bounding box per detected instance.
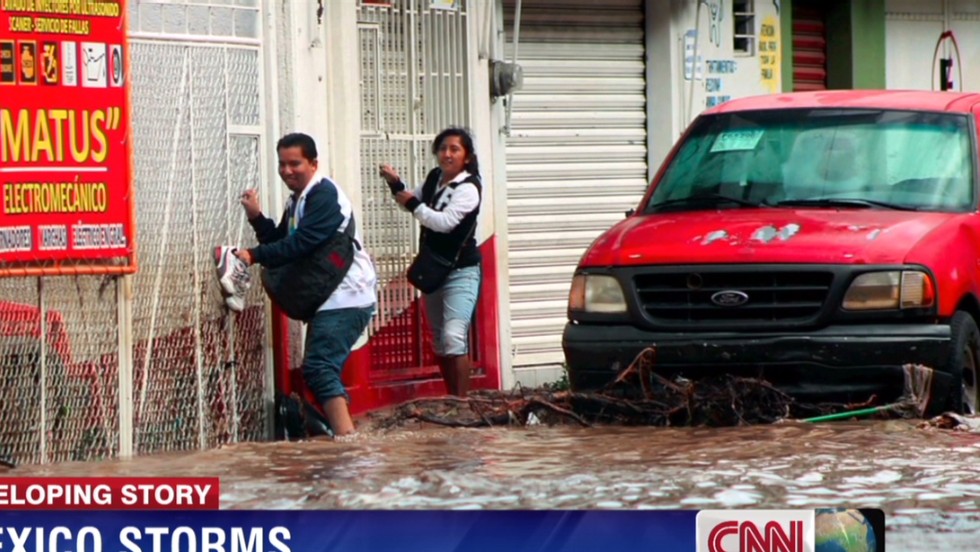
[432,127,480,177]
[277,133,318,161]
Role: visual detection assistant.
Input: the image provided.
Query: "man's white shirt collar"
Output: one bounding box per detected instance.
[297,172,324,202]
[288,172,324,208]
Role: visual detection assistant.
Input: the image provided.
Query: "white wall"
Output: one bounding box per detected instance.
[885,0,980,92]
[480,0,516,389]
[647,0,783,175]
[274,1,333,208]
[322,1,363,209]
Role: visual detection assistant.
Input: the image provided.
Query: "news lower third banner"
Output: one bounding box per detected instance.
[0,511,887,552]
[0,511,704,552]
[0,476,885,552]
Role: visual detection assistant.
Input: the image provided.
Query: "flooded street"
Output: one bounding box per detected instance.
[11,420,980,551]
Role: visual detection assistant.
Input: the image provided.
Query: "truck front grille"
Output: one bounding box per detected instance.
[633,269,834,326]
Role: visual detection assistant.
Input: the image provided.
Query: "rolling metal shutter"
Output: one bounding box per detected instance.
[792,4,827,91]
[503,0,647,368]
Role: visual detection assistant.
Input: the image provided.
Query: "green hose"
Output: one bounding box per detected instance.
[801,403,904,423]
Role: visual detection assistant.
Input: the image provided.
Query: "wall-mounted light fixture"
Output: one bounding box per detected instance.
[490,59,523,99]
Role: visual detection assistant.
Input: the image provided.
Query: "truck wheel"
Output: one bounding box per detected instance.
[947,311,980,414]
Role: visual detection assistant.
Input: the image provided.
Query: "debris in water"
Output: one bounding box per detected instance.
[365,348,917,431]
[920,412,980,433]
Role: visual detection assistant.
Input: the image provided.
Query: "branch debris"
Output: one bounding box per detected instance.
[366,348,912,431]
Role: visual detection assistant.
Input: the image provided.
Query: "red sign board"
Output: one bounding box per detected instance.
[0,0,135,275]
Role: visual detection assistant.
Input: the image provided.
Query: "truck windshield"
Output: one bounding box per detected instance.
[646,109,976,213]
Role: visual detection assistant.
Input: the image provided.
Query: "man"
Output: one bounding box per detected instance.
[236,133,377,438]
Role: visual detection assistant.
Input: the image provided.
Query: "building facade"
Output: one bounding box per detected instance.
[1,0,895,464]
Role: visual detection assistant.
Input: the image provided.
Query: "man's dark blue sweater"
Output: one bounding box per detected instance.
[247,179,343,269]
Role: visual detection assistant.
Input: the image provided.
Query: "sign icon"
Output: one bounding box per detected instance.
[109,44,123,87]
[81,42,106,88]
[684,29,704,80]
[697,510,816,552]
[62,41,77,86]
[42,42,59,85]
[814,509,882,552]
[18,41,37,85]
[0,41,14,84]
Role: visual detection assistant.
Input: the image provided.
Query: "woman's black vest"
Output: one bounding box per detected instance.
[418,169,481,269]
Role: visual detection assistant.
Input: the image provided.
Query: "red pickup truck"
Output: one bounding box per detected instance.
[563,90,980,414]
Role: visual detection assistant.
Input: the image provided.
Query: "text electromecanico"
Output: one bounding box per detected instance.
[3,181,108,214]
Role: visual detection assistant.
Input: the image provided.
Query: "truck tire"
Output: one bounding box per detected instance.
[946,311,980,414]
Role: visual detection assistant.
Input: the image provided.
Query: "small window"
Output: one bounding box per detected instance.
[733,0,755,56]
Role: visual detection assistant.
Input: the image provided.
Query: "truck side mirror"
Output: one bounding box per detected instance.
[625,208,636,218]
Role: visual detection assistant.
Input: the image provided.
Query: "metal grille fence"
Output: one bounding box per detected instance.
[0,271,124,465]
[357,0,472,374]
[0,0,270,465]
[129,0,268,455]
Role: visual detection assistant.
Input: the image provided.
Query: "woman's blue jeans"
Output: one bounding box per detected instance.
[424,265,481,356]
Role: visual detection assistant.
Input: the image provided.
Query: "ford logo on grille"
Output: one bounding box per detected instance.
[711,290,749,307]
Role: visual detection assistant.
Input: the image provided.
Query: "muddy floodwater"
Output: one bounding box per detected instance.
[12,420,980,552]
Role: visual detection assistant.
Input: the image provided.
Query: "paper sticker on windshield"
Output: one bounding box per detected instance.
[710,129,764,152]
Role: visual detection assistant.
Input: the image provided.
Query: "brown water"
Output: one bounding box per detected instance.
[12,420,980,551]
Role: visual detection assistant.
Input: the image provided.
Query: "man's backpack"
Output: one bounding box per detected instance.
[260,214,358,321]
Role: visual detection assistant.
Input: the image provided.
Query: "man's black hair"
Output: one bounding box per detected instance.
[277,133,318,161]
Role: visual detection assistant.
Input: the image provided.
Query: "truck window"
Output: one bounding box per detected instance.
[647,109,975,212]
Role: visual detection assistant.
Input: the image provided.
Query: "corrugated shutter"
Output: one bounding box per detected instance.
[503,0,647,367]
[792,5,827,91]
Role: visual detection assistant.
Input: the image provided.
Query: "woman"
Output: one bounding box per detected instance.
[379,127,482,396]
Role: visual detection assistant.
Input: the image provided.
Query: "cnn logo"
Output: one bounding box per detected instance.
[696,510,815,552]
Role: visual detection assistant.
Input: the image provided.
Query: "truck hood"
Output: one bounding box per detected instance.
[585,209,959,266]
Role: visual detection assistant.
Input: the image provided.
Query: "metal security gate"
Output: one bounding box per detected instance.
[357,0,472,377]
[503,0,648,369]
[127,1,270,454]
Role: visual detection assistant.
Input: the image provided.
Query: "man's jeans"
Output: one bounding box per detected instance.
[303,305,375,403]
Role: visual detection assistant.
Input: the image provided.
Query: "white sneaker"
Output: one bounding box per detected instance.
[225,294,245,313]
[214,245,252,299]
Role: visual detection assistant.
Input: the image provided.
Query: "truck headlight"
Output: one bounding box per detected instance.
[569,274,627,314]
[842,270,935,310]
